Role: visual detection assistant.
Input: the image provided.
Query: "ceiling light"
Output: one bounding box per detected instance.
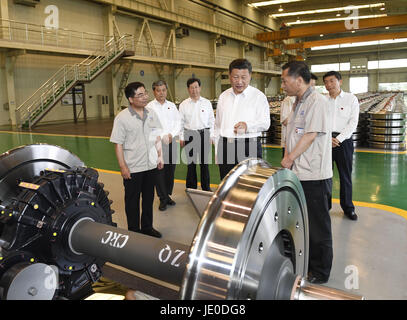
[320,34,324,37]
[385,26,390,29]
[336,13,341,17]
[380,7,386,10]
[270,3,385,18]
[278,5,284,12]
[286,14,387,26]
[352,30,356,33]
[250,0,303,7]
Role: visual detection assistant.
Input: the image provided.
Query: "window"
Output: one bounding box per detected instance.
[368,59,407,70]
[378,82,407,91]
[311,38,407,51]
[349,77,368,94]
[311,62,350,73]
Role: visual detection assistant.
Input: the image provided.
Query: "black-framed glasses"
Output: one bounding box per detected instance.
[133,91,149,99]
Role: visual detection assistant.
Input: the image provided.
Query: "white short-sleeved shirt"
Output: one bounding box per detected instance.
[327,90,360,143]
[110,107,162,173]
[286,87,333,181]
[146,99,181,139]
[178,96,215,140]
[214,85,270,141]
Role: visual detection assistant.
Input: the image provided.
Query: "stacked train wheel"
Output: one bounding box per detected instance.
[353,113,369,148]
[367,113,406,151]
[270,111,281,145]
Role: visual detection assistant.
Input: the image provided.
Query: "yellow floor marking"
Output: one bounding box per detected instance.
[96,168,407,220]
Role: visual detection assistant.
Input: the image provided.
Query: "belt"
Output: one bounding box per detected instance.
[222,136,259,144]
[332,132,340,138]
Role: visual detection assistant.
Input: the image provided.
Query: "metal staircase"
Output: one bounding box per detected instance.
[15,34,134,129]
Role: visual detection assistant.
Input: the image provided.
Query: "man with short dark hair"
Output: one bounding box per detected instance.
[214,58,270,180]
[323,71,359,221]
[179,78,214,191]
[147,80,181,212]
[110,82,164,238]
[281,61,333,284]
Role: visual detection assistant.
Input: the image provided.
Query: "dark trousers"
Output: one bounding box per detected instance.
[301,178,333,280]
[218,136,262,181]
[123,169,157,232]
[332,137,355,213]
[155,141,177,202]
[184,129,211,191]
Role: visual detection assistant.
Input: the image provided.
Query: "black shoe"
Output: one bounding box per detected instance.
[159,200,167,211]
[167,198,176,206]
[344,210,358,221]
[141,228,162,238]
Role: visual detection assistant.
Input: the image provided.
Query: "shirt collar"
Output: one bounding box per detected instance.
[296,86,314,105]
[154,98,167,106]
[328,90,344,100]
[128,105,148,121]
[189,96,202,103]
[231,85,251,98]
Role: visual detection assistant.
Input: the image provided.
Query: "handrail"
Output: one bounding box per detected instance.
[15,34,134,128]
[0,18,110,51]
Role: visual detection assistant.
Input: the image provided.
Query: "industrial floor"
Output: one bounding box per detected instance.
[1,119,406,300]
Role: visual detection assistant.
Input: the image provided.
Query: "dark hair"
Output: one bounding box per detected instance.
[311,73,318,81]
[323,71,342,81]
[152,80,168,91]
[282,61,311,84]
[229,58,252,74]
[187,78,201,88]
[125,82,145,100]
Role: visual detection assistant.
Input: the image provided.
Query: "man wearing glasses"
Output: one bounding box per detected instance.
[110,82,164,238]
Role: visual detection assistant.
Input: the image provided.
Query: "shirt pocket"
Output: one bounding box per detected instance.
[123,125,138,149]
[337,104,351,119]
[293,112,306,136]
[199,107,208,124]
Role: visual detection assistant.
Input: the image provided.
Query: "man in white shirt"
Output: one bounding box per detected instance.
[214,58,270,180]
[323,71,360,221]
[179,78,215,191]
[146,80,181,211]
[281,61,333,284]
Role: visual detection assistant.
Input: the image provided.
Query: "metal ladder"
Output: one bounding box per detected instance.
[15,34,134,129]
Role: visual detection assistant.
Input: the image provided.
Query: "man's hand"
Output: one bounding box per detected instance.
[180,140,185,148]
[281,154,294,169]
[234,122,247,135]
[162,133,173,145]
[332,137,341,148]
[157,155,164,170]
[120,165,131,180]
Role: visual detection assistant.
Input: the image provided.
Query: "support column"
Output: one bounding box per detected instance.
[5,54,17,126]
[212,70,222,99]
[239,42,246,59]
[111,64,119,116]
[0,0,10,40]
[104,5,119,115]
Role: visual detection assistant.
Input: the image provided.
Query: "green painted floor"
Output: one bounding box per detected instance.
[1,131,406,212]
